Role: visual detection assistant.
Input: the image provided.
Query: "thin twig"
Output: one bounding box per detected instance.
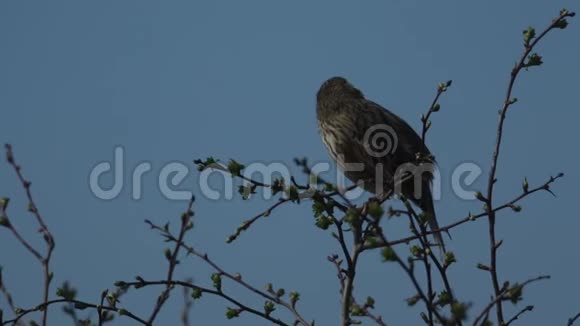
[568,312,580,326]
[504,305,534,326]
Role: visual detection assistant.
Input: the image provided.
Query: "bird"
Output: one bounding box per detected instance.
[316,76,445,251]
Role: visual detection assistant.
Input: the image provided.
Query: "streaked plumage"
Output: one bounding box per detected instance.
[316,76,445,250]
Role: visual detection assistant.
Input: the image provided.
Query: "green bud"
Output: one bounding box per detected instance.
[286,185,300,203]
[345,208,359,225]
[444,252,456,268]
[381,247,397,262]
[431,103,440,112]
[477,263,491,271]
[0,197,9,210]
[410,245,423,258]
[525,53,543,68]
[474,191,486,202]
[523,177,529,193]
[438,291,452,306]
[238,185,254,200]
[350,304,365,316]
[365,296,375,308]
[264,301,276,315]
[315,215,332,230]
[554,18,569,29]
[191,287,202,299]
[367,202,384,219]
[523,26,536,45]
[406,294,421,306]
[510,204,522,212]
[506,284,523,304]
[290,291,300,306]
[226,308,240,319]
[271,178,285,196]
[227,159,245,176]
[276,288,285,298]
[164,248,172,261]
[0,216,11,228]
[211,273,222,291]
[451,302,468,321]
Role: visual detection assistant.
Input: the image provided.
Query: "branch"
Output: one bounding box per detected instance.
[3,144,55,326]
[483,10,574,324]
[472,275,550,326]
[120,279,291,326]
[569,312,580,326]
[364,173,563,249]
[146,196,195,324]
[145,220,312,326]
[2,299,146,326]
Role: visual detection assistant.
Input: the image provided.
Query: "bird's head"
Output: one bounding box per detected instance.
[317,76,364,103]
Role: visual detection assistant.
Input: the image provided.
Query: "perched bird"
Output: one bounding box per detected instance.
[316,76,445,251]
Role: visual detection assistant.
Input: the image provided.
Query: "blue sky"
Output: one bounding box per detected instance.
[1,1,579,325]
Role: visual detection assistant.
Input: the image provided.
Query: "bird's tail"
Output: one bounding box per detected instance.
[418,184,448,254]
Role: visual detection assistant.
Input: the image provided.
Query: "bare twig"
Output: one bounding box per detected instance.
[504,305,534,326]
[568,312,580,326]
